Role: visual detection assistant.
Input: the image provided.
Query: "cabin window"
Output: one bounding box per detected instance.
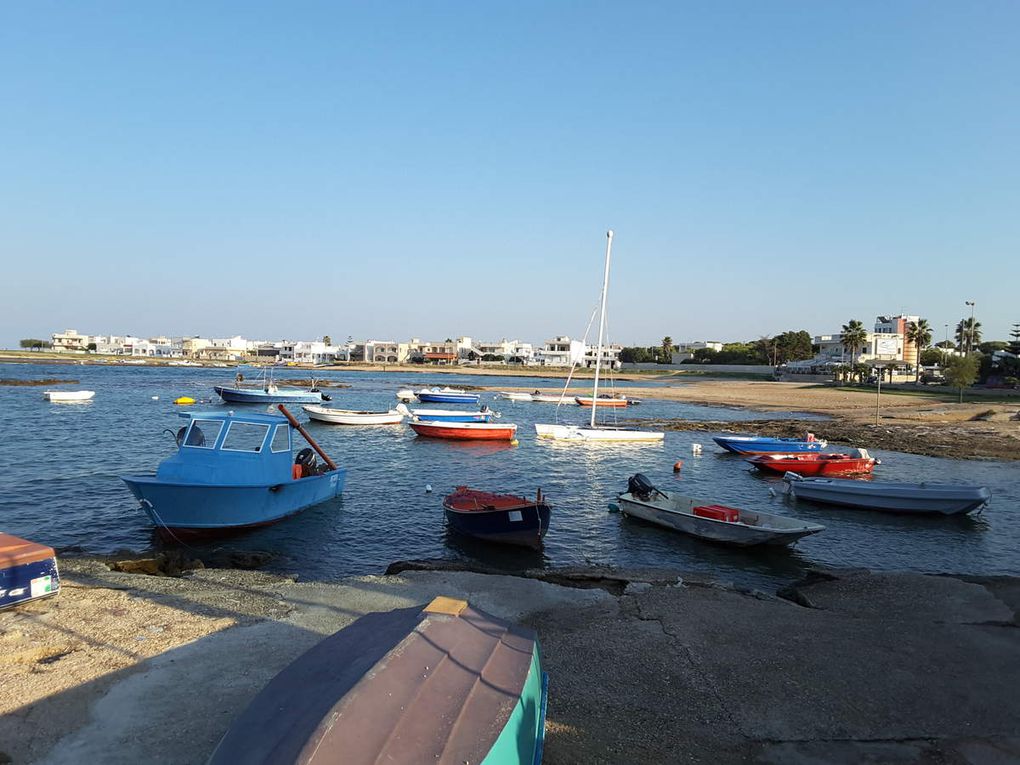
[220,422,270,452]
[270,424,291,453]
[184,419,223,448]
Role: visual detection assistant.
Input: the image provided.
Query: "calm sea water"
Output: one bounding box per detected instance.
[2,363,1018,591]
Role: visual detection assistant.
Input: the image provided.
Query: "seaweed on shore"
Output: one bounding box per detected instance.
[0,378,79,386]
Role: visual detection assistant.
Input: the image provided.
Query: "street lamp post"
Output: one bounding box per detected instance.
[965,301,976,355]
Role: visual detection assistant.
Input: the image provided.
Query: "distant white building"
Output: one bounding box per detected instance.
[583,343,622,370]
[670,341,724,364]
[472,339,534,363]
[50,329,90,352]
[535,337,586,367]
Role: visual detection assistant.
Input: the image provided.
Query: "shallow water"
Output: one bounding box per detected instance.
[1,363,1017,591]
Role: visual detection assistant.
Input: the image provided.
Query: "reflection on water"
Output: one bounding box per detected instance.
[1,363,1017,591]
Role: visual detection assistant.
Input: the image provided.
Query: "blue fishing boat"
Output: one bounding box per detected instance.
[713,434,827,455]
[395,403,497,422]
[416,387,480,404]
[121,407,345,539]
[215,385,324,404]
[215,368,327,404]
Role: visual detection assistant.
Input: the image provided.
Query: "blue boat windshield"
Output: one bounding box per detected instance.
[184,419,224,448]
[221,422,271,452]
[269,424,291,453]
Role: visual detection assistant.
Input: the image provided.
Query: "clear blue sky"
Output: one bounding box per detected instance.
[2,2,1017,348]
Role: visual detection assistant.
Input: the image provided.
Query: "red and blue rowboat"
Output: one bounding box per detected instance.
[409,420,517,441]
[443,487,551,548]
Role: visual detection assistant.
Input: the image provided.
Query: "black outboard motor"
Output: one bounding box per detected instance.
[627,473,658,499]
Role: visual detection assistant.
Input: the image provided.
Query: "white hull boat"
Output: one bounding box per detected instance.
[395,389,416,402]
[783,473,991,515]
[530,393,567,403]
[618,474,824,546]
[495,391,533,402]
[302,405,404,425]
[534,231,663,443]
[535,423,663,442]
[44,390,96,402]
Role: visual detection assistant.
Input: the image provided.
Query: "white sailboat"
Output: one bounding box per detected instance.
[534,231,664,443]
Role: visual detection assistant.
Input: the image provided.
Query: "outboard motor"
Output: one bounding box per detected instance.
[627,473,658,499]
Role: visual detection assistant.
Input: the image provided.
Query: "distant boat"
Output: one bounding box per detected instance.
[215,368,327,404]
[783,473,991,515]
[534,231,663,444]
[43,390,95,402]
[495,391,533,402]
[443,486,551,548]
[713,434,826,455]
[302,405,403,426]
[409,419,517,441]
[395,388,416,402]
[530,392,566,403]
[747,449,877,476]
[207,596,548,765]
[396,403,496,423]
[617,473,825,546]
[416,387,480,404]
[121,406,345,538]
[574,395,628,408]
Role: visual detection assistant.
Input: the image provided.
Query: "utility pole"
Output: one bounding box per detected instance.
[965,300,976,355]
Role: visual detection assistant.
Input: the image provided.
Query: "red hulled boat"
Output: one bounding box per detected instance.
[746,450,877,476]
[574,396,629,407]
[443,486,551,548]
[409,419,517,441]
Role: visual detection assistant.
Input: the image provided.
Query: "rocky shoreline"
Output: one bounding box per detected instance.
[2,558,1018,764]
[626,415,1020,461]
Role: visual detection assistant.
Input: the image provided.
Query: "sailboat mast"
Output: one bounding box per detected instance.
[590,229,613,428]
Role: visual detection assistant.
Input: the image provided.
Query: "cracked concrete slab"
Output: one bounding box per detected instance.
[6,564,1019,765]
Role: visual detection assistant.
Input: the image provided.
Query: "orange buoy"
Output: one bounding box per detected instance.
[292,464,303,480]
[673,460,683,472]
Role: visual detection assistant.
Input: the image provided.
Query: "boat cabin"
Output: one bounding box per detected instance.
[157,411,295,485]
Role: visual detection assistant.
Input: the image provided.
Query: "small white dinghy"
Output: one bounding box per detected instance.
[617,474,824,546]
[783,473,991,515]
[495,391,533,402]
[395,389,416,402]
[302,404,404,425]
[43,390,95,403]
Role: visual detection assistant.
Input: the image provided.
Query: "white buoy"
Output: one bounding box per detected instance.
[691,443,703,455]
[425,484,432,493]
[151,396,159,400]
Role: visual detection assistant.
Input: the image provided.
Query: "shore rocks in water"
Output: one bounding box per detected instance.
[108,549,277,577]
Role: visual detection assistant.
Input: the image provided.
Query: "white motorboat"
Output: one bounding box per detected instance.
[617,474,824,546]
[530,393,567,403]
[43,390,96,402]
[534,231,663,443]
[535,423,664,442]
[302,405,404,426]
[495,391,533,402]
[395,389,416,402]
[783,473,991,515]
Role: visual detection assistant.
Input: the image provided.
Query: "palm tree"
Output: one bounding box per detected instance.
[955,318,982,354]
[906,319,932,383]
[660,336,673,364]
[840,320,868,379]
